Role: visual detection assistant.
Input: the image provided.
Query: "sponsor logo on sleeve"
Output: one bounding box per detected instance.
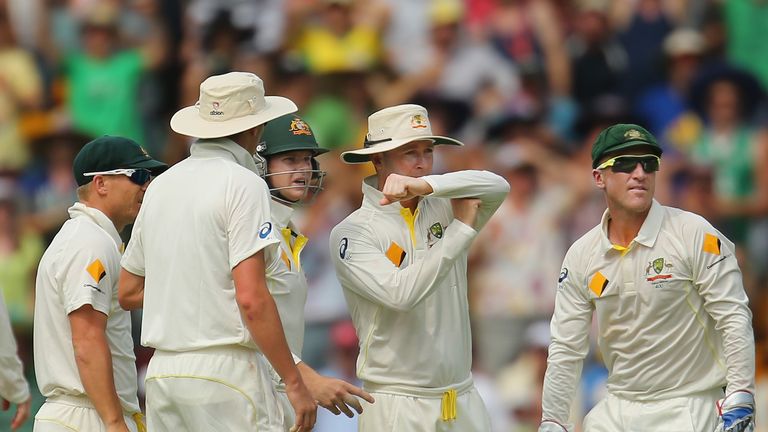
[385,242,406,267]
[702,233,721,255]
[87,259,106,283]
[259,222,273,239]
[339,237,349,260]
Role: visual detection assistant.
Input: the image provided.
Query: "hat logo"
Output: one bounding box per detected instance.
[410,114,428,129]
[210,101,223,116]
[140,146,149,158]
[624,129,644,140]
[290,118,312,136]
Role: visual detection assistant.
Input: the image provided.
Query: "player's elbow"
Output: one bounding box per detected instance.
[235,290,273,320]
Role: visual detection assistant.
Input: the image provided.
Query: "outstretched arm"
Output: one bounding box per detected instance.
[297,362,374,417]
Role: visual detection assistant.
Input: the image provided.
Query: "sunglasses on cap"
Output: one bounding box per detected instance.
[83,168,153,185]
[596,154,661,173]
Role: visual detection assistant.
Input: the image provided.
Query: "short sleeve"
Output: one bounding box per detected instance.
[122,211,146,277]
[227,175,280,269]
[59,239,113,316]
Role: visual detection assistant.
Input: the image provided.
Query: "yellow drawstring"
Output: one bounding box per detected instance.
[400,208,419,247]
[441,389,457,421]
[281,228,309,271]
[132,412,146,432]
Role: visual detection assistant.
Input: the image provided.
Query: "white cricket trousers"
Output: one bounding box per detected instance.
[34,395,144,431]
[276,390,295,430]
[358,377,491,432]
[583,388,723,432]
[144,345,285,431]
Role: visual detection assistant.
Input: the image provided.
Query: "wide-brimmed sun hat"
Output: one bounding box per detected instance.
[170,72,297,139]
[341,104,463,164]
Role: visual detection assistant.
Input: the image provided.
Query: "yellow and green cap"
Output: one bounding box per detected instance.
[73,135,168,186]
[591,123,662,168]
[259,114,329,157]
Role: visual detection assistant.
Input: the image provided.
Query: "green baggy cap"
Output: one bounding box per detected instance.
[591,124,663,168]
[259,114,329,157]
[73,135,168,186]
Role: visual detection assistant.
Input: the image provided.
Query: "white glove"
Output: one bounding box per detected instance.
[539,420,569,432]
[715,390,755,432]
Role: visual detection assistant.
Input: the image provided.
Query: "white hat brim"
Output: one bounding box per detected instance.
[170,96,298,139]
[341,136,463,164]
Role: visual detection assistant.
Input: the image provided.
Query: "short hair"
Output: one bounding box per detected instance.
[76,183,92,201]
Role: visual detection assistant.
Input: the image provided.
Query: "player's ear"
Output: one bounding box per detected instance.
[371,154,383,170]
[92,175,110,196]
[593,169,606,189]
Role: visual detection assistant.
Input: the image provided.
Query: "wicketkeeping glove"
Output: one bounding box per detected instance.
[715,390,755,432]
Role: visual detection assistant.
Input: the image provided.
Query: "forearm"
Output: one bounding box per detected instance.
[336,219,476,311]
[118,268,144,310]
[73,334,125,427]
[0,355,29,404]
[541,354,583,426]
[240,296,301,386]
[422,170,509,230]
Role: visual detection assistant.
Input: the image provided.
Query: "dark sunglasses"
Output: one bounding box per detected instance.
[83,168,153,185]
[597,155,660,173]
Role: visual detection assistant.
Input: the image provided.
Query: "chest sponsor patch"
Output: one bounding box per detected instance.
[385,242,406,267]
[589,271,609,297]
[86,259,106,283]
[426,222,444,248]
[645,257,674,283]
[702,233,721,255]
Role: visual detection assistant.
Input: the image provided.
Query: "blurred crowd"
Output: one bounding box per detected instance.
[1,0,767,430]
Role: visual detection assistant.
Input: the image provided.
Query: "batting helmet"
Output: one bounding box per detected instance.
[256,114,328,205]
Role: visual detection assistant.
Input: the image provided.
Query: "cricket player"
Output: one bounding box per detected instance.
[118,72,316,431]
[539,124,755,432]
[256,114,375,426]
[329,104,510,431]
[33,135,167,432]
[0,288,31,431]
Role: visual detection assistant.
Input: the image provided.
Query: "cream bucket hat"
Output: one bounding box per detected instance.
[171,72,297,139]
[341,104,463,164]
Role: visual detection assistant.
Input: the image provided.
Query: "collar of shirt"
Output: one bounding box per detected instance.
[361,175,415,214]
[68,202,122,250]
[598,199,664,254]
[190,138,259,174]
[270,199,294,229]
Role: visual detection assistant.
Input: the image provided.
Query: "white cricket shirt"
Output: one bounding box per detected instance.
[541,200,755,426]
[265,200,308,358]
[34,203,139,412]
[122,139,279,352]
[0,290,29,404]
[330,171,509,389]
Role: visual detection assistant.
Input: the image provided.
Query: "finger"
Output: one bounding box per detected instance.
[11,408,27,431]
[345,385,375,404]
[380,197,393,205]
[321,401,340,415]
[345,396,364,414]
[337,400,355,418]
[309,406,316,429]
[1,400,8,411]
